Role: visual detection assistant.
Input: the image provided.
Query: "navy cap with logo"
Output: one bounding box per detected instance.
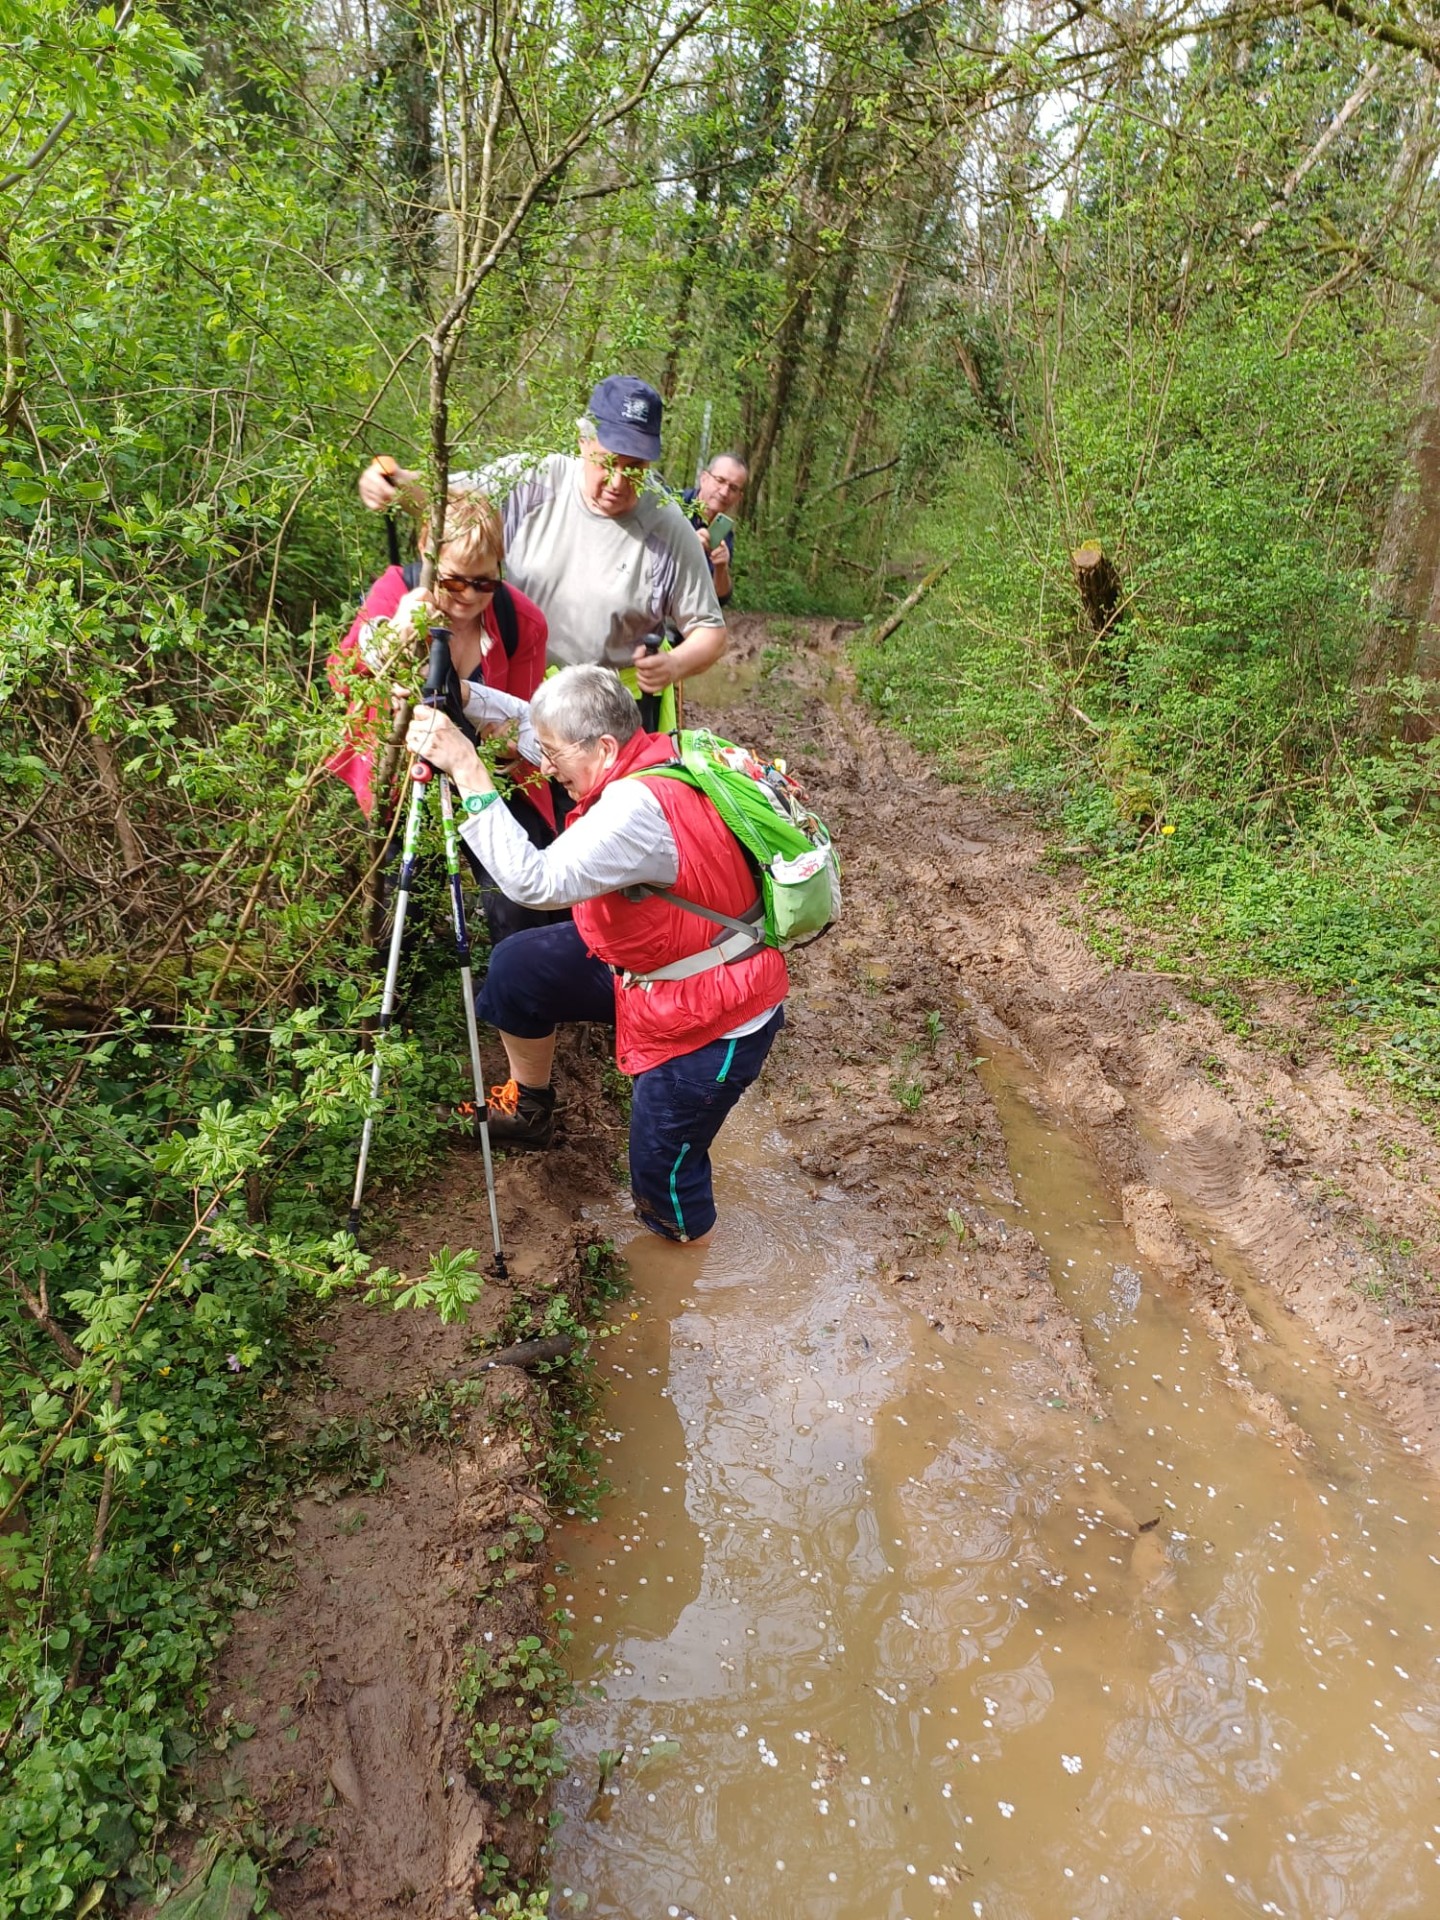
[587,375,663,461]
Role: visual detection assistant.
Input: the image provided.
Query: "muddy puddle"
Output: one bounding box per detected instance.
[545,1024,1440,1920]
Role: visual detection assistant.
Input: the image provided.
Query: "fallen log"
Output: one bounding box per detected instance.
[869,557,954,646]
[474,1330,580,1373]
[12,949,265,1029]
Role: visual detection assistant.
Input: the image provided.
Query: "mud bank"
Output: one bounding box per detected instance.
[192,1045,627,1919]
[195,616,1440,1915]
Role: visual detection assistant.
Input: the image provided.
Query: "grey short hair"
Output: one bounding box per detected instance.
[530,665,640,747]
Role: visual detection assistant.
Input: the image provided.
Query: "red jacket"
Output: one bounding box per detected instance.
[571,732,789,1074]
[325,566,552,826]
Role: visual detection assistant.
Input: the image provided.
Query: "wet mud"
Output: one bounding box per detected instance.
[541,622,1440,1920]
[201,617,1440,1917]
[201,1053,626,1918]
[717,617,1440,1463]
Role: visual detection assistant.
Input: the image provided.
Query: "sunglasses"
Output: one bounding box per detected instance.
[437,569,502,594]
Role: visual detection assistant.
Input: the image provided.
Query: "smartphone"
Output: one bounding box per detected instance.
[708,513,734,544]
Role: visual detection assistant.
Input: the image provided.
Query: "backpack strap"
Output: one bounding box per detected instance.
[400,565,518,662]
[490,582,519,660]
[617,760,766,982]
[615,891,765,985]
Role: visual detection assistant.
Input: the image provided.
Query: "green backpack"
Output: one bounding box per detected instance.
[626,730,841,983]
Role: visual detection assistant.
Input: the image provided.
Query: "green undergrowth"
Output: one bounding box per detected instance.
[738,527,877,621]
[857,363,1440,1117]
[490,1238,631,1522]
[0,981,496,1918]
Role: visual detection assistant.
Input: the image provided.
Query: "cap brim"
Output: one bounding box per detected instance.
[595,421,661,462]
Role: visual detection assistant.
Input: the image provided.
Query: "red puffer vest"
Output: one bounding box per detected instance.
[571,732,789,1074]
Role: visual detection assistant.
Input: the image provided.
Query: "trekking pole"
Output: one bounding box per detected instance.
[637,632,664,734]
[434,770,507,1278]
[346,737,429,1240]
[345,631,451,1241]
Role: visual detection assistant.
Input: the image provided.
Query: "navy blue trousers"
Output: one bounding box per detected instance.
[477,922,783,1240]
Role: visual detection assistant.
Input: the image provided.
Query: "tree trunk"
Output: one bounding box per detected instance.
[745,250,812,507]
[1357,316,1440,737]
[783,237,859,538]
[377,16,436,306]
[661,169,716,401]
[1072,542,1123,635]
[838,202,927,493]
[1,306,23,440]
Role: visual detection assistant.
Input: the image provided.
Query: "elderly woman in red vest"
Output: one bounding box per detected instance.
[405,665,787,1245]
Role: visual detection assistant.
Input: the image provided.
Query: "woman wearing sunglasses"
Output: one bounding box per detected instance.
[327,488,564,946]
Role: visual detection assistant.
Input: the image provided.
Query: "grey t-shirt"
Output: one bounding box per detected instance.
[459,452,724,670]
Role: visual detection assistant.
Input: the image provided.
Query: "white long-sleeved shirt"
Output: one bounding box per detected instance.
[461,680,542,766]
[458,766,678,907]
[457,752,782,1040]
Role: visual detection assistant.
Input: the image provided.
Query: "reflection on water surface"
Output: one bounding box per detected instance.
[549,1056,1440,1920]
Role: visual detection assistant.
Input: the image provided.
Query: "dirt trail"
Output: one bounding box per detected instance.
[727,616,1440,1459]
[203,615,1440,1916]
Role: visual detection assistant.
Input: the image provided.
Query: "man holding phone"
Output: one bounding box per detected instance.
[682,451,748,607]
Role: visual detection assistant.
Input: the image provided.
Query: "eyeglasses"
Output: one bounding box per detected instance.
[703,469,745,495]
[587,449,649,483]
[535,734,597,767]
[437,570,502,594]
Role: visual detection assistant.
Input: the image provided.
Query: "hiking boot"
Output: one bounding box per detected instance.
[483,1079,556,1151]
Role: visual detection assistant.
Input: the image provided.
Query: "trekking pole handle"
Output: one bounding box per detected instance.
[410,629,453,785]
[638,632,664,734]
[371,454,403,566]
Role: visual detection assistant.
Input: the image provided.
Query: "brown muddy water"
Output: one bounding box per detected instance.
[547,1040,1440,1920]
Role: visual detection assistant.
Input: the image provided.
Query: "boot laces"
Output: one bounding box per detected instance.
[488,1079,520,1117]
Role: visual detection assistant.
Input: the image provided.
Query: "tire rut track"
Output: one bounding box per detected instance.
[709,616,1440,1464]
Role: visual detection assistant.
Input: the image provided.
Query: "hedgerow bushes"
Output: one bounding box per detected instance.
[859,307,1440,1111]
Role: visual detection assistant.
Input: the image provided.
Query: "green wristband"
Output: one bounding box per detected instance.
[458,789,500,817]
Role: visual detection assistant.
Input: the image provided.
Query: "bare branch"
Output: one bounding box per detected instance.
[1243,56,1389,244]
[0,0,136,196]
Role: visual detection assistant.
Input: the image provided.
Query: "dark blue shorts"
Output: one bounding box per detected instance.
[476,922,784,1242]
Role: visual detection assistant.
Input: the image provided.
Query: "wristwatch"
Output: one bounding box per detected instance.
[458,790,500,816]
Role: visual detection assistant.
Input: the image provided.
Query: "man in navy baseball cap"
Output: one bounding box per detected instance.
[586,374,664,462]
[357,368,726,731]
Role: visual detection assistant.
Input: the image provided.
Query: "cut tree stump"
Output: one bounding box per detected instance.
[1072,541,1123,635]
